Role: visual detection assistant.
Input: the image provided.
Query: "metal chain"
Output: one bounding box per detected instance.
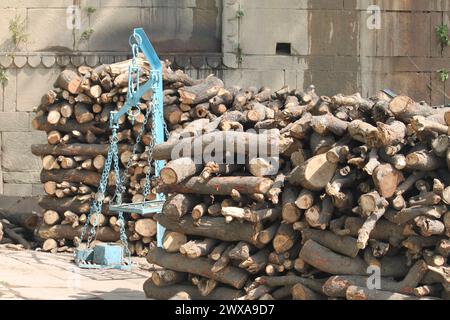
[78,130,116,249]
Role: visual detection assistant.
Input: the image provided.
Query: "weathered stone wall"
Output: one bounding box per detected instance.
[2,0,450,196]
[222,0,450,104]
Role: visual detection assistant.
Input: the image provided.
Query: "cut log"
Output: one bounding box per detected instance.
[134,218,156,238]
[178,75,224,105]
[273,223,298,254]
[38,224,119,241]
[288,153,337,191]
[74,103,94,124]
[301,229,359,258]
[162,231,187,253]
[295,189,315,210]
[152,131,278,161]
[179,238,217,259]
[160,157,201,185]
[42,238,58,252]
[388,96,444,123]
[158,176,274,196]
[32,115,106,135]
[323,260,428,298]
[54,70,81,94]
[43,210,60,226]
[151,270,186,287]
[372,164,404,198]
[346,285,439,300]
[281,187,301,224]
[143,279,242,300]
[299,239,408,277]
[292,283,325,300]
[162,193,198,220]
[146,247,248,289]
[228,242,256,261]
[154,214,262,247]
[41,169,101,187]
[32,143,134,157]
[304,196,334,230]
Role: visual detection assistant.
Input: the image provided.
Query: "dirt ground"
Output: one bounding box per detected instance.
[0,245,153,300]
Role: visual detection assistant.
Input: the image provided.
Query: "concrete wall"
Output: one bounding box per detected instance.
[1,0,450,196]
[222,0,450,104]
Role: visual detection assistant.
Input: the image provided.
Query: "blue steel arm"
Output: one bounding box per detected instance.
[109,28,166,247]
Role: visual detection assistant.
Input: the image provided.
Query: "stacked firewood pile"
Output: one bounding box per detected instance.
[31,58,162,255]
[142,73,450,300]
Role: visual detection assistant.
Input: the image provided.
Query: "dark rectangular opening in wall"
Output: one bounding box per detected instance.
[276,43,291,55]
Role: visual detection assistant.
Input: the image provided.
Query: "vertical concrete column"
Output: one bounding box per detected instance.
[222,0,240,68]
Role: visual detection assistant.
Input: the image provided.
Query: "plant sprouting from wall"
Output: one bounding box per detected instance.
[438,69,449,82]
[236,9,244,18]
[0,67,8,87]
[436,24,450,49]
[77,7,96,48]
[9,15,29,50]
[85,6,96,17]
[80,28,95,42]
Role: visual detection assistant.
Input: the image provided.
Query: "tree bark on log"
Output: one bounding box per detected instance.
[299,239,408,277]
[322,260,428,298]
[154,214,263,247]
[40,169,101,187]
[146,247,249,289]
[152,131,279,161]
[160,157,202,185]
[32,114,107,135]
[143,279,243,300]
[288,153,337,191]
[32,143,134,157]
[345,285,439,300]
[301,228,359,258]
[38,224,119,241]
[158,176,274,196]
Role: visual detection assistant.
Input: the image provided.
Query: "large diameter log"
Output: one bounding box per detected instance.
[346,286,439,300]
[31,143,135,157]
[38,224,119,241]
[288,153,337,191]
[344,217,407,243]
[158,176,273,195]
[162,231,187,253]
[32,115,106,134]
[405,150,442,171]
[152,131,279,160]
[273,223,298,254]
[40,169,101,187]
[38,196,108,215]
[388,96,447,123]
[54,70,81,94]
[154,214,262,247]
[143,279,242,300]
[162,193,197,219]
[301,229,359,258]
[151,270,186,287]
[299,240,408,277]
[178,75,224,105]
[134,218,156,238]
[372,164,404,198]
[146,247,248,289]
[160,157,201,185]
[322,260,428,297]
